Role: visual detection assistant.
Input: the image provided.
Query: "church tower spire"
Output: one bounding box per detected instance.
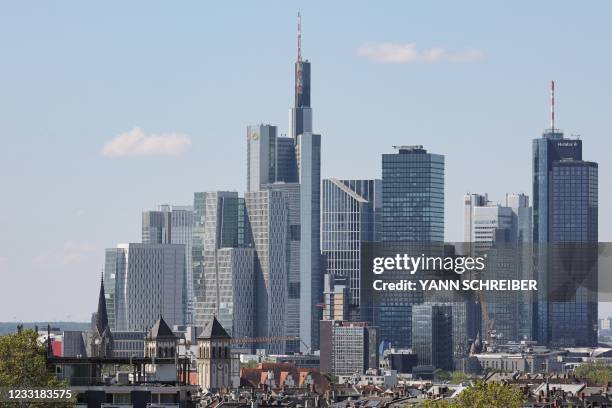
[96,273,109,334]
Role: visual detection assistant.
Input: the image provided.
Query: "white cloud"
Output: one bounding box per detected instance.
[101,127,191,157]
[357,42,484,64]
[32,241,96,267]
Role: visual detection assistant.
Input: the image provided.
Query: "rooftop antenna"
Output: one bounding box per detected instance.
[550,80,555,132]
[297,12,302,62]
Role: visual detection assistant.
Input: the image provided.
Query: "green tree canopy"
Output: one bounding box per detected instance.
[574,360,612,387]
[450,371,470,384]
[422,381,525,408]
[434,369,451,381]
[0,329,73,407]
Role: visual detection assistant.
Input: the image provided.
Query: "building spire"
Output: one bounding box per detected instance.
[297,12,302,62]
[550,80,555,131]
[96,272,109,334]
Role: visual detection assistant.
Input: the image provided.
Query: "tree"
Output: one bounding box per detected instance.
[451,381,525,408]
[422,381,525,408]
[434,368,451,381]
[450,371,470,384]
[574,361,612,387]
[0,329,74,407]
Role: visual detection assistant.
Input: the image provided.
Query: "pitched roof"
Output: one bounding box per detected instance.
[198,316,231,339]
[148,316,176,340]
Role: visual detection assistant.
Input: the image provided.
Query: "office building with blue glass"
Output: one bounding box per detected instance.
[381,146,444,243]
[533,128,598,346]
[372,146,445,349]
[412,304,453,371]
[321,178,381,320]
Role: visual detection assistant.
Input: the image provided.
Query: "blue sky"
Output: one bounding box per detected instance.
[0,1,611,321]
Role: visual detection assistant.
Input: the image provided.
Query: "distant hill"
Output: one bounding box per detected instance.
[0,322,91,336]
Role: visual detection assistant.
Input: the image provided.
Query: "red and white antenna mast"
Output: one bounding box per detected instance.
[550,80,555,131]
[297,12,302,62]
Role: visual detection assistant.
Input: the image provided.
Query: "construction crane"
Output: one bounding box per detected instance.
[229,335,312,355]
[229,336,298,345]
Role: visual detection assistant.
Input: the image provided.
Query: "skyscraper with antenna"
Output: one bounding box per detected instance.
[243,13,321,353]
[533,80,582,244]
[291,12,322,353]
[532,81,598,347]
[289,12,312,139]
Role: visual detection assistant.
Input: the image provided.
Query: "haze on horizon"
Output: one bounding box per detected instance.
[0,1,611,321]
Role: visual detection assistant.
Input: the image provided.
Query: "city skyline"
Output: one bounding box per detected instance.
[1,1,611,321]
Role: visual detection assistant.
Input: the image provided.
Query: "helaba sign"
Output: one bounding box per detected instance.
[557,141,578,147]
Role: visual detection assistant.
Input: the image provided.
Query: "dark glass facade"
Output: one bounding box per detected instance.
[373,146,444,349]
[532,131,598,346]
[532,132,582,243]
[381,146,444,243]
[141,211,171,244]
[547,161,598,346]
[411,304,453,371]
[276,137,298,183]
[550,161,598,242]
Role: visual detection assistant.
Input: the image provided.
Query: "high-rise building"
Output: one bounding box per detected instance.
[532,82,598,346]
[471,205,514,250]
[505,193,532,244]
[142,205,194,323]
[244,14,321,353]
[544,159,598,345]
[244,190,289,354]
[373,145,444,349]
[192,191,245,328]
[297,131,321,352]
[321,178,381,318]
[291,16,321,353]
[463,194,488,242]
[411,304,453,371]
[213,247,255,341]
[104,243,185,332]
[464,193,533,342]
[319,320,378,376]
[247,125,298,192]
[382,145,444,242]
[262,182,301,353]
[533,137,582,244]
[247,124,277,192]
[322,274,349,322]
[142,211,171,244]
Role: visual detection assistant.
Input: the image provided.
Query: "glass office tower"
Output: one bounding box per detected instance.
[412,304,453,371]
[374,146,445,349]
[321,178,381,319]
[533,129,598,346]
[142,205,194,323]
[297,132,322,352]
[244,190,289,354]
[104,243,185,332]
[381,145,444,243]
[533,131,582,243]
[192,191,242,328]
[247,125,298,192]
[262,182,301,353]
